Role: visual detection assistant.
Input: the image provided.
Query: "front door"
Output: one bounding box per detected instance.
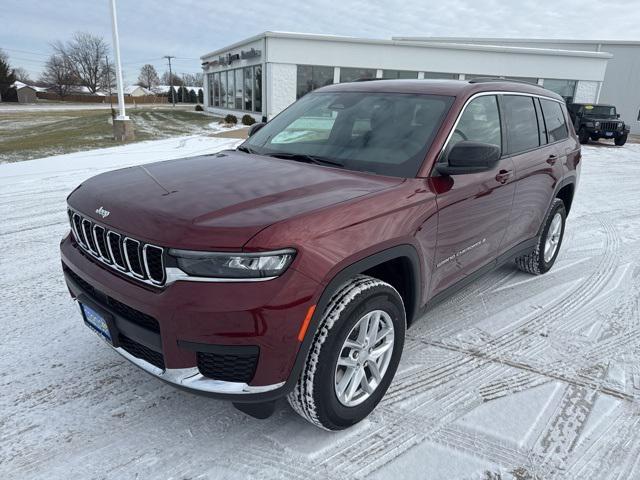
[430,95,516,297]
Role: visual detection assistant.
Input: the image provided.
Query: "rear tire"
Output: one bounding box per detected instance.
[578,128,590,144]
[615,134,627,146]
[515,199,566,275]
[287,275,405,430]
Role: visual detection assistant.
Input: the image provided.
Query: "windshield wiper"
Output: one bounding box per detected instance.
[236,145,255,154]
[264,152,344,168]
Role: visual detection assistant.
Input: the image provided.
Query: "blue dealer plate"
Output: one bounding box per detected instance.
[81,303,113,344]
[605,132,613,136]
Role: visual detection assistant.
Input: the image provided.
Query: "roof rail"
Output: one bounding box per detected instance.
[353,77,379,82]
[468,77,540,86]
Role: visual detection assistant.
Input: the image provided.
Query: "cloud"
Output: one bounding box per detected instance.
[2,0,639,82]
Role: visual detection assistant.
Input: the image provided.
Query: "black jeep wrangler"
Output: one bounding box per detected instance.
[567,103,630,146]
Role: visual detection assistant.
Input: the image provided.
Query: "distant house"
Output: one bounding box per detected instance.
[12,81,41,103]
[124,85,152,97]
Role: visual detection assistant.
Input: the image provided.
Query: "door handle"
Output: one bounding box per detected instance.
[546,155,558,165]
[495,169,512,184]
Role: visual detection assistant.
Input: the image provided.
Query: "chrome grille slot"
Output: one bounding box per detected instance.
[123,237,145,278]
[72,213,87,248]
[143,244,165,284]
[600,121,617,131]
[107,231,126,270]
[67,208,166,287]
[92,225,111,263]
[82,219,98,254]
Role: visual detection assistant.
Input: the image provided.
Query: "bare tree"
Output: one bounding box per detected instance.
[161,71,183,86]
[13,67,33,84]
[137,64,160,89]
[40,54,75,98]
[181,72,203,87]
[53,32,112,93]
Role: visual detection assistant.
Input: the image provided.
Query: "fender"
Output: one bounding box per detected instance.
[277,244,422,396]
[537,177,576,237]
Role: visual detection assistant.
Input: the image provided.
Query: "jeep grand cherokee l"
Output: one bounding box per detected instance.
[61,79,580,430]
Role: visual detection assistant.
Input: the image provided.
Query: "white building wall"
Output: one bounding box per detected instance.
[265,35,609,82]
[573,81,600,103]
[266,63,297,119]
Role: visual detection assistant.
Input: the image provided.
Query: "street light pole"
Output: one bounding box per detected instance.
[108,0,134,140]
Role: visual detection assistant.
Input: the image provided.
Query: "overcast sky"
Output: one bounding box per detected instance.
[2,0,640,84]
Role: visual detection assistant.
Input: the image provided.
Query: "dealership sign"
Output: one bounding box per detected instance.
[203,48,262,68]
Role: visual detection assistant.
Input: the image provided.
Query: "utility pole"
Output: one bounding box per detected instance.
[164,55,175,106]
[108,0,134,141]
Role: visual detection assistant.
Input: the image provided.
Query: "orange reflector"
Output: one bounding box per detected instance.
[297,305,316,342]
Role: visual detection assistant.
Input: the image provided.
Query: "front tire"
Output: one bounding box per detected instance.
[615,134,627,146]
[515,198,566,275]
[578,127,590,144]
[287,275,405,430]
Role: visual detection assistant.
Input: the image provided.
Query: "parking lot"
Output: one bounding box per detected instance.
[1,138,639,480]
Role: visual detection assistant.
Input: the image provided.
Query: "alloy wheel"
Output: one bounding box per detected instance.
[334,310,395,407]
[544,212,563,263]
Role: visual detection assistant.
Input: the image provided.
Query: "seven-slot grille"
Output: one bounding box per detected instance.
[599,121,619,132]
[68,208,166,286]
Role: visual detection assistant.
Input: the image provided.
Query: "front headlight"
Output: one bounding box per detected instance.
[168,248,296,279]
[594,121,601,128]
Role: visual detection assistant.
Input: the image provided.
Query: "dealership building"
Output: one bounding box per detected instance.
[200,31,614,124]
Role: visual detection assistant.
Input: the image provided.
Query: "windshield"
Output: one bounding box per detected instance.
[242,91,454,178]
[583,105,616,117]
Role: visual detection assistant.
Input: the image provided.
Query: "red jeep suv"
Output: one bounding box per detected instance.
[61,79,580,430]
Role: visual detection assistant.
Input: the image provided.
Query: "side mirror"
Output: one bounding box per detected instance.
[616,114,621,118]
[436,141,501,176]
[248,122,266,137]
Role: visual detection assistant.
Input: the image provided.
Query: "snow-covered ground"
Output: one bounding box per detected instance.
[1,139,639,480]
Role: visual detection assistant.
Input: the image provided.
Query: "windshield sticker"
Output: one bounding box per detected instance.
[585,105,594,110]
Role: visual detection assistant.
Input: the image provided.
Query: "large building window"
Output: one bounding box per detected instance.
[423,72,457,80]
[207,73,214,106]
[382,70,418,79]
[243,67,253,111]
[235,69,243,110]
[504,76,538,85]
[297,65,334,99]
[220,71,227,109]
[254,65,262,113]
[542,79,577,103]
[214,73,220,107]
[340,67,376,83]
[227,70,234,109]
[208,66,262,113]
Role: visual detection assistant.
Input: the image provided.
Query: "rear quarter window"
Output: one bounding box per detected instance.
[502,95,539,154]
[540,99,569,142]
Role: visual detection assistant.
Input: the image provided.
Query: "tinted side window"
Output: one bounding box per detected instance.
[534,98,548,145]
[450,95,501,150]
[540,99,568,142]
[502,95,539,154]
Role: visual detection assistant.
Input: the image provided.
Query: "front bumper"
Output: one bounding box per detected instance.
[585,127,628,138]
[61,233,320,401]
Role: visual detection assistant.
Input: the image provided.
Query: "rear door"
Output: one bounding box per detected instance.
[501,95,567,251]
[430,95,516,297]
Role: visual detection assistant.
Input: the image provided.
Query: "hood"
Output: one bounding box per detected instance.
[68,151,402,249]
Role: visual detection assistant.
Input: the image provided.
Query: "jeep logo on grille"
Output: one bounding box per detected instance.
[95,206,110,219]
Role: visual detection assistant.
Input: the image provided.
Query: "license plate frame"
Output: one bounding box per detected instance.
[80,302,115,345]
[605,132,613,137]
